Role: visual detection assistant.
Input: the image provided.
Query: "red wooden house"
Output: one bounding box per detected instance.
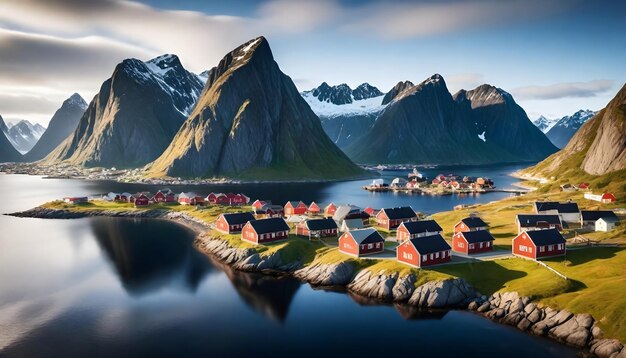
[216,212,256,234]
[133,193,150,207]
[513,229,566,260]
[307,202,321,216]
[364,207,376,216]
[117,192,132,202]
[338,228,385,257]
[215,193,230,205]
[252,199,270,209]
[376,207,417,230]
[324,203,337,217]
[296,218,338,239]
[284,201,307,216]
[254,204,284,218]
[432,178,441,185]
[454,217,488,233]
[397,220,443,242]
[206,192,219,204]
[453,230,495,255]
[578,183,590,190]
[153,189,176,203]
[241,217,290,244]
[178,192,205,206]
[397,234,452,268]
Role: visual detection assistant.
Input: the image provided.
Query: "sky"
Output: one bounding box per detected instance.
[0,0,624,126]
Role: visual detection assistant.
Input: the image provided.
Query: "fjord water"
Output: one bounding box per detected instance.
[0,170,578,357]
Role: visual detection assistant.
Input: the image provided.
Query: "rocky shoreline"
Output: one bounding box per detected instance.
[8,206,625,357]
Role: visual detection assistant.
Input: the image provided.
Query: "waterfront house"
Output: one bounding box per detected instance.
[580,210,618,229]
[338,228,385,257]
[376,207,417,230]
[340,218,364,232]
[396,234,452,268]
[178,192,205,206]
[364,207,377,216]
[133,193,150,207]
[63,196,88,204]
[119,192,132,202]
[104,192,119,201]
[333,205,370,226]
[207,192,219,204]
[454,217,488,233]
[596,216,620,232]
[584,192,616,203]
[453,230,495,255]
[216,212,256,234]
[513,229,566,260]
[284,201,307,216]
[516,214,563,233]
[534,201,580,224]
[241,217,290,244]
[252,199,270,209]
[153,189,176,203]
[253,204,285,218]
[324,203,337,217]
[396,220,443,242]
[296,218,338,239]
[307,202,321,216]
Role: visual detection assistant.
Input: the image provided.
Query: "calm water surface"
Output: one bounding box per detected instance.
[0,170,580,357]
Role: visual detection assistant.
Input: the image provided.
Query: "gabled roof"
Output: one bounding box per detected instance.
[581,210,618,221]
[535,201,580,214]
[286,201,305,207]
[221,212,255,225]
[333,205,361,221]
[517,214,562,227]
[457,230,495,243]
[407,234,451,254]
[179,192,198,198]
[380,207,416,220]
[305,218,338,230]
[347,228,384,244]
[597,216,620,223]
[400,220,442,234]
[342,218,364,230]
[524,229,565,246]
[248,217,290,234]
[460,217,488,228]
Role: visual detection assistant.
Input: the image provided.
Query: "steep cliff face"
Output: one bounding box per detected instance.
[23,94,87,162]
[381,80,414,105]
[545,110,596,149]
[345,75,557,165]
[147,37,363,179]
[0,115,22,162]
[45,55,203,168]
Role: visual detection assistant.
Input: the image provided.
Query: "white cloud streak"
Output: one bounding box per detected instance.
[512,80,615,100]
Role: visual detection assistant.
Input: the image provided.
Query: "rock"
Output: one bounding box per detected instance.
[517,318,533,331]
[531,322,550,336]
[527,307,544,323]
[590,339,624,358]
[477,302,491,313]
[502,312,524,326]
[509,298,525,314]
[524,302,537,315]
[575,313,594,329]
[592,325,603,339]
[392,274,416,302]
[552,310,574,325]
[468,301,479,311]
[408,278,477,308]
[348,270,399,300]
[294,262,355,286]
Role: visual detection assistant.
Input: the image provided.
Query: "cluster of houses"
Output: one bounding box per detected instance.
[516,201,621,233]
[97,189,250,207]
[369,170,495,192]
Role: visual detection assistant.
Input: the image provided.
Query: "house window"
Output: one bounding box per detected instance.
[435,252,439,258]
[376,243,381,248]
[458,242,464,248]
[430,254,434,260]
[540,246,545,252]
[518,245,527,252]
[486,242,490,247]
[469,244,475,249]
[548,245,554,251]
[368,244,373,249]
[479,242,483,248]
[423,255,428,262]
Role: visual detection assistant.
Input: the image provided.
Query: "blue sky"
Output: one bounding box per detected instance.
[0,0,624,125]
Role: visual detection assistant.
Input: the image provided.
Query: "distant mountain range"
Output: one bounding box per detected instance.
[0,115,23,162]
[532,115,559,133]
[24,93,87,162]
[1,119,45,154]
[545,110,596,149]
[44,54,204,168]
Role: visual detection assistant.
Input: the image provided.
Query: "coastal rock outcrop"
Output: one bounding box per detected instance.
[294,262,355,286]
[408,278,478,308]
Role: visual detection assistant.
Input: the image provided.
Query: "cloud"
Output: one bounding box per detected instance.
[512,80,614,100]
[444,73,485,93]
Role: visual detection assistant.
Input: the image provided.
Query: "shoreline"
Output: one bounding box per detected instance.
[6,206,624,357]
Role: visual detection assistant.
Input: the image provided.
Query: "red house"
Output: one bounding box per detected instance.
[308,202,321,216]
[364,207,376,216]
[376,207,417,230]
[252,199,268,209]
[254,204,284,218]
[296,218,338,239]
[397,234,452,268]
[453,230,495,255]
[454,217,488,233]
[285,201,307,216]
[601,192,616,203]
[338,228,385,257]
[153,189,176,203]
[228,193,248,206]
[133,193,150,207]
[578,183,590,190]
[241,218,290,244]
[178,192,205,206]
[206,192,219,204]
[513,229,566,260]
[216,212,255,234]
[324,203,337,217]
[397,220,443,242]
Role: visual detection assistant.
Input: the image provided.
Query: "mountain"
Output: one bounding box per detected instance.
[532,115,558,133]
[147,37,363,180]
[527,84,626,178]
[545,109,596,148]
[4,120,46,154]
[23,94,87,162]
[344,74,558,165]
[0,115,22,162]
[382,80,414,105]
[45,54,204,168]
[302,82,385,148]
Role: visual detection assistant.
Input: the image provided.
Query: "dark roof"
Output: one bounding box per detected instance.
[348,228,384,244]
[580,210,618,221]
[221,212,255,225]
[408,234,451,254]
[248,218,290,234]
[517,214,562,227]
[381,206,416,220]
[535,201,580,214]
[524,229,565,246]
[458,230,495,243]
[401,220,443,234]
[305,218,338,230]
[460,217,488,228]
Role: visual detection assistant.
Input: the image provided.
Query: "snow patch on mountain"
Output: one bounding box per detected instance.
[478,131,486,142]
[302,91,386,118]
[532,115,559,133]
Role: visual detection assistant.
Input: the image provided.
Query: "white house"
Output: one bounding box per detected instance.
[595,217,620,232]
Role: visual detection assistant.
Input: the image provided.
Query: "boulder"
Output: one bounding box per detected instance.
[590,339,623,358]
[392,274,416,302]
[408,278,476,308]
[294,262,355,286]
[477,301,491,313]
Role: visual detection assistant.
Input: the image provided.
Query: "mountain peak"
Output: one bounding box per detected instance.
[307,82,382,105]
[65,93,87,109]
[382,80,415,105]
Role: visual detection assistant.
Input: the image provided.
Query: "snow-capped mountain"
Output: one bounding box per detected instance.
[4,120,46,154]
[546,109,597,148]
[532,115,559,133]
[0,114,22,162]
[301,82,386,148]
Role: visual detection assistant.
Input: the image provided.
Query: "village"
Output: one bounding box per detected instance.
[61,184,622,269]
